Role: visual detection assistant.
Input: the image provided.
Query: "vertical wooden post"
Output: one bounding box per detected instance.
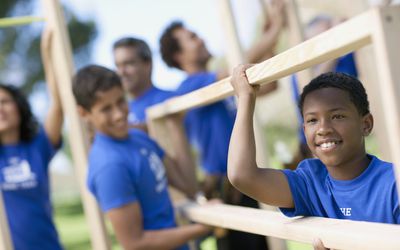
[0,192,12,250]
[218,1,287,250]
[41,0,111,249]
[284,0,313,90]
[370,6,400,197]
[218,0,271,170]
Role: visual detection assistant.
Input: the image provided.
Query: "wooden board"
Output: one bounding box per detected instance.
[41,0,111,249]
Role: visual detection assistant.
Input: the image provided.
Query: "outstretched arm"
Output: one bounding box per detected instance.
[228,64,293,207]
[245,0,285,64]
[41,27,63,147]
[107,202,211,250]
[163,114,198,198]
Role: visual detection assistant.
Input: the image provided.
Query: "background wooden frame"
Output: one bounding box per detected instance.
[147,6,400,250]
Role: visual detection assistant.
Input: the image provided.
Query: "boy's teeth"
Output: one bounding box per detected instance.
[321,142,336,149]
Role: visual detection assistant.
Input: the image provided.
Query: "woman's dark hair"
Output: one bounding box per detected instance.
[0,84,38,142]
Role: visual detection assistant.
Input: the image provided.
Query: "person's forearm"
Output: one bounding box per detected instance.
[245,22,282,64]
[228,95,259,189]
[124,224,210,250]
[41,28,63,146]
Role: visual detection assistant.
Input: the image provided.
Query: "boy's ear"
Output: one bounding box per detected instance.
[77,106,91,122]
[362,113,374,136]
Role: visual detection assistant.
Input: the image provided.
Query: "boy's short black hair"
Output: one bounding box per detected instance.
[0,84,38,142]
[159,21,184,69]
[299,72,370,116]
[72,65,122,110]
[113,37,152,63]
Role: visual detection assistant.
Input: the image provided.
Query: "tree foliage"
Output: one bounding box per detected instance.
[0,0,97,93]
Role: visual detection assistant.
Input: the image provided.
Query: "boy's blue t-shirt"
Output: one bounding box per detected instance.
[280,155,400,224]
[176,72,236,175]
[88,129,188,250]
[0,128,62,250]
[128,86,174,124]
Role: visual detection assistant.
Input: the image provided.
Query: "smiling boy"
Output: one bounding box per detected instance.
[228,65,399,224]
[72,65,211,250]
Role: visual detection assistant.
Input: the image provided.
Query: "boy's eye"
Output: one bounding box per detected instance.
[332,114,345,120]
[101,106,112,113]
[306,118,317,124]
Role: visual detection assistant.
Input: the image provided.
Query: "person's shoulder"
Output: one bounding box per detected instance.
[129,128,149,140]
[369,155,395,180]
[178,71,217,91]
[89,134,124,163]
[152,86,175,100]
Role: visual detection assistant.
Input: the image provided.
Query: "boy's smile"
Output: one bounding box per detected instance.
[83,86,130,139]
[302,87,373,180]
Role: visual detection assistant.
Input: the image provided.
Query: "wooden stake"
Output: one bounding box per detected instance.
[0,192,12,250]
[41,0,110,249]
[370,6,400,200]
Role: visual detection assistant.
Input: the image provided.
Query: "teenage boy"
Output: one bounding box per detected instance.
[228,65,399,223]
[72,65,212,250]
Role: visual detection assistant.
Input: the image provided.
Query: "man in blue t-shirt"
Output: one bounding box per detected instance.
[159,6,285,247]
[229,67,399,248]
[113,37,173,131]
[72,65,213,250]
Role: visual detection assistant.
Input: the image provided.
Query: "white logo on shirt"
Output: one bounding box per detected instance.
[340,207,352,216]
[1,157,37,190]
[140,148,167,193]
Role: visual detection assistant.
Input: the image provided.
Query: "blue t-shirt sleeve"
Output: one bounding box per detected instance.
[391,183,400,224]
[279,169,313,217]
[89,163,138,212]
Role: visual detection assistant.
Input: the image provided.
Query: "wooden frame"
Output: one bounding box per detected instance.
[147,6,400,249]
[217,1,285,249]
[0,192,12,250]
[41,0,110,249]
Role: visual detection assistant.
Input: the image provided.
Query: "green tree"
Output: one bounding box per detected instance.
[0,0,97,93]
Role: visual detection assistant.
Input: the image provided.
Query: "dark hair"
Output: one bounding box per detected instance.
[113,37,152,63]
[299,72,370,116]
[0,84,38,142]
[159,21,184,69]
[72,65,122,110]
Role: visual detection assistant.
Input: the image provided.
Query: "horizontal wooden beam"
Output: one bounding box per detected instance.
[0,16,44,28]
[184,203,400,250]
[147,7,373,119]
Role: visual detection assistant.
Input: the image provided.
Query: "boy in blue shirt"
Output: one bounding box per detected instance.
[72,65,212,250]
[113,37,173,131]
[228,65,399,237]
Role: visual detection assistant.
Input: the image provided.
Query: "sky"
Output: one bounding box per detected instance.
[30,0,264,122]
[58,0,263,90]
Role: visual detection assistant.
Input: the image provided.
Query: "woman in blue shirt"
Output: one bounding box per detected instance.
[0,28,63,250]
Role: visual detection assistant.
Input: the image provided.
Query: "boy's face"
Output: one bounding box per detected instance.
[302,87,373,169]
[80,86,129,139]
